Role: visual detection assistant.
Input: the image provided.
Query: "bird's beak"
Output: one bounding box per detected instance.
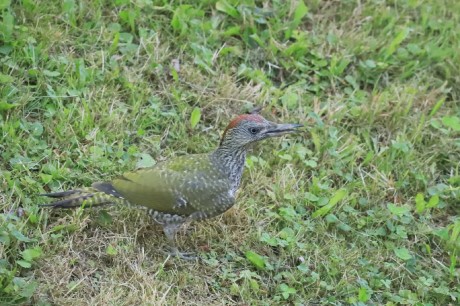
[264,122,303,137]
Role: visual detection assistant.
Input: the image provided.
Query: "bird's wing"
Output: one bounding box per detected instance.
[111,155,233,216]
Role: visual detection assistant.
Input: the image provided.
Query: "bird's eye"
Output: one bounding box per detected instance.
[249,127,260,135]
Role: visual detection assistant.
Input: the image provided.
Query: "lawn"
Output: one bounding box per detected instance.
[1,0,459,304]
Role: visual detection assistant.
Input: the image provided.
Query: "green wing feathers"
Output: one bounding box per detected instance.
[111,154,233,215]
[41,154,234,216]
[112,171,179,212]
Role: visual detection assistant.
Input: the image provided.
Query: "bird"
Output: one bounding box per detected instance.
[40,113,303,259]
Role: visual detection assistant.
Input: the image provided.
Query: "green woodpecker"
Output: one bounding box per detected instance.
[41,114,303,258]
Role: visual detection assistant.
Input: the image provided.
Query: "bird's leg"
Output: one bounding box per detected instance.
[162,223,196,260]
[160,211,207,259]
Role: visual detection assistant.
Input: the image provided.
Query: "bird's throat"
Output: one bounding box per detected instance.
[211,145,247,195]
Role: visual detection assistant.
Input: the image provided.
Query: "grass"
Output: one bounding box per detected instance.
[1,0,460,304]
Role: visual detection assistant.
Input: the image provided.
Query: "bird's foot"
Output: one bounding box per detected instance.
[163,247,197,260]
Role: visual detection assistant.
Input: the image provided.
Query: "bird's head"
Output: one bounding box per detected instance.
[220,114,303,148]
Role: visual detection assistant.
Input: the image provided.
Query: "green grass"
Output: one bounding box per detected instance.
[1,0,460,304]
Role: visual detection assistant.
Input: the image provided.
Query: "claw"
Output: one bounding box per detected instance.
[163,247,197,260]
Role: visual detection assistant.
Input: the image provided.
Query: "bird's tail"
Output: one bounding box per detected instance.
[40,182,127,209]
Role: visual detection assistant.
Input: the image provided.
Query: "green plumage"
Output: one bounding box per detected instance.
[42,154,234,219]
[111,154,233,217]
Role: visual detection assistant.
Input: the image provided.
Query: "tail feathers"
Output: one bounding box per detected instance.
[39,190,80,198]
[40,187,124,209]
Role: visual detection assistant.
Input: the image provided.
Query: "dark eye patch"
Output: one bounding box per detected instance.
[249,127,260,134]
